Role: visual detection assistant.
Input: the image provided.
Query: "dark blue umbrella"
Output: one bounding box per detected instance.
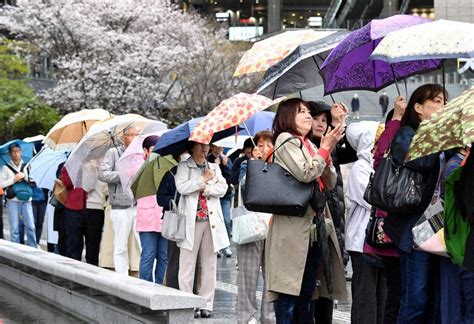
[154,118,241,156]
[0,139,34,167]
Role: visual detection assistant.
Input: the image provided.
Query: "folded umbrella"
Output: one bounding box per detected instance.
[257,30,349,99]
[65,114,167,187]
[130,153,177,200]
[44,108,111,150]
[189,93,283,144]
[0,139,34,167]
[28,147,69,190]
[320,15,440,96]
[234,30,338,77]
[406,86,474,162]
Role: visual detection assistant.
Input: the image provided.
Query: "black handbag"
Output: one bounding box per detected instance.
[364,150,428,214]
[243,137,316,217]
[365,207,395,248]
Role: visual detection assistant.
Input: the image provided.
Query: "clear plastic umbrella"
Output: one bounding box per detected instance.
[64,114,167,187]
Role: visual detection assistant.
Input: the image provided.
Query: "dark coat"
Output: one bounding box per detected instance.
[156,166,180,214]
[383,126,440,253]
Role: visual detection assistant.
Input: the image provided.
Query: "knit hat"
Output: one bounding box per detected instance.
[307,101,332,125]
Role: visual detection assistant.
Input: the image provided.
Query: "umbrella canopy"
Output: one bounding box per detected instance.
[44,108,111,150]
[116,131,165,190]
[234,30,338,77]
[406,86,474,162]
[189,93,283,144]
[24,135,46,154]
[65,114,167,187]
[320,15,440,95]
[0,139,34,167]
[370,20,474,63]
[130,153,177,200]
[212,111,275,148]
[154,117,239,156]
[214,135,251,149]
[257,30,349,99]
[28,147,69,190]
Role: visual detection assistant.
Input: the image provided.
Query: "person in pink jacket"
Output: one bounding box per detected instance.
[136,135,167,284]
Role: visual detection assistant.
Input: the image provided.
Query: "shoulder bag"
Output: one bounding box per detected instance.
[412,167,448,257]
[5,163,33,201]
[161,168,188,242]
[364,149,428,214]
[243,137,317,217]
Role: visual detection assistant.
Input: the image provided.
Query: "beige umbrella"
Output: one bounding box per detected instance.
[43,108,112,150]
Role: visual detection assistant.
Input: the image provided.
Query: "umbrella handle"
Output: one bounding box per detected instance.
[390,64,401,96]
[442,60,446,105]
[242,121,257,148]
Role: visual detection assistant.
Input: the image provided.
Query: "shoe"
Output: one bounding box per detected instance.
[224,247,232,258]
[200,309,212,318]
[194,309,200,318]
[217,250,222,258]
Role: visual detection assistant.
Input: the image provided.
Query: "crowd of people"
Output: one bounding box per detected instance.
[0,83,473,324]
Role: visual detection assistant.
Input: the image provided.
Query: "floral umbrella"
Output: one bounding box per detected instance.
[234,30,337,77]
[406,86,474,162]
[319,15,440,95]
[189,93,284,144]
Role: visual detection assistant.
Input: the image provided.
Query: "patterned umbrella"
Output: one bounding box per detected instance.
[370,20,474,63]
[320,15,440,95]
[189,93,284,144]
[234,30,337,77]
[44,109,111,150]
[257,30,349,99]
[406,86,474,162]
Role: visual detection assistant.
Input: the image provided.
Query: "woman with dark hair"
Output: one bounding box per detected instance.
[137,135,169,284]
[176,141,229,318]
[383,84,447,323]
[265,98,347,323]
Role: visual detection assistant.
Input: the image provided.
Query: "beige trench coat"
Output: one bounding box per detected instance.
[264,132,348,302]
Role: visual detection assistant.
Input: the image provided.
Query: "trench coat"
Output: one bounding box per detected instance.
[265,132,348,302]
[175,157,230,253]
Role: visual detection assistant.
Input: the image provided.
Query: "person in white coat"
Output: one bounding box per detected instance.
[345,121,387,324]
[176,141,229,318]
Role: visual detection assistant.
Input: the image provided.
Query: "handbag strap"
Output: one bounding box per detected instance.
[265,136,302,163]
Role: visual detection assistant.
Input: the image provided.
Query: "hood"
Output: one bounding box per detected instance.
[346,121,380,164]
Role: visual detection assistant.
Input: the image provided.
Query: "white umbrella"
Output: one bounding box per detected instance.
[213,135,251,149]
[65,114,167,187]
[370,20,474,63]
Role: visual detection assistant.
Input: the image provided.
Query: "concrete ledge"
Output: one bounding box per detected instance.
[0,239,205,322]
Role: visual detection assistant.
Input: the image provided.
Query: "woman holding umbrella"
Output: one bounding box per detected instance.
[383,84,447,323]
[176,141,229,318]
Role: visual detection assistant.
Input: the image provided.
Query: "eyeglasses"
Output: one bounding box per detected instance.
[124,133,139,137]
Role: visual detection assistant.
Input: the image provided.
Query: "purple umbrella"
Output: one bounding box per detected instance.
[320,15,441,96]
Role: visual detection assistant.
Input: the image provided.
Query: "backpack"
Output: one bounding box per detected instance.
[444,166,471,265]
[5,163,33,201]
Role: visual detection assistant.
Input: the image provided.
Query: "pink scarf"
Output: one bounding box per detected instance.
[292,134,325,191]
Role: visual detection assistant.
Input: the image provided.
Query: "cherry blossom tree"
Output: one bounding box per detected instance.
[0,0,257,122]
